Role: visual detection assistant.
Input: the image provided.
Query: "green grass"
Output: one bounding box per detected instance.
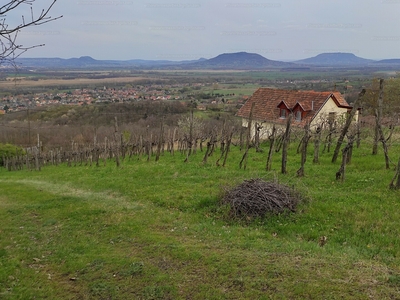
[1,139,400,299]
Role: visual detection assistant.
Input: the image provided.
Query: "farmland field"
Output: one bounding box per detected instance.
[0,76,150,88]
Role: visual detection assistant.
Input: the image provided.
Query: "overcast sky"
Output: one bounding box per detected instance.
[10,0,400,61]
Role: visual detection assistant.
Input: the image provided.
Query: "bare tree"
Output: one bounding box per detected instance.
[113,117,120,167]
[296,123,311,177]
[373,79,396,169]
[239,102,255,170]
[389,158,400,190]
[313,124,323,163]
[266,124,276,171]
[0,0,61,64]
[332,89,365,163]
[335,134,356,182]
[281,113,292,174]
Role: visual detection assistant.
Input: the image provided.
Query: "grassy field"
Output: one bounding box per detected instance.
[0,76,150,89]
[1,137,400,299]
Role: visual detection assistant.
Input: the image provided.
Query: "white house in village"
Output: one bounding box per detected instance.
[236,88,356,139]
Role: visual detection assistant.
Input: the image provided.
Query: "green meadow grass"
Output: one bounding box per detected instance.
[1,139,400,299]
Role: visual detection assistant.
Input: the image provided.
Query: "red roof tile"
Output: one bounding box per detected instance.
[236,88,351,126]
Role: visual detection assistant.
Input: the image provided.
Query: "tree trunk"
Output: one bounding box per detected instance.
[239,126,245,151]
[114,116,120,167]
[254,122,262,152]
[240,102,255,170]
[297,123,310,177]
[222,131,234,167]
[220,119,226,152]
[156,119,164,162]
[281,113,292,174]
[184,110,194,163]
[372,116,380,155]
[374,79,392,169]
[324,119,335,153]
[332,89,365,163]
[216,130,233,167]
[356,112,362,148]
[377,113,391,169]
[266,124,276,171]
[335,135,355,182]
[36,134,41,171]
[389,158,400,189]
[313,125,322,163]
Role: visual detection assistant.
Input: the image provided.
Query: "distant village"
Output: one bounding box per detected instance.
[0,83,246,114]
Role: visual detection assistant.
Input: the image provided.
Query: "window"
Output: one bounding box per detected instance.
[280,109,286,119]
[295,110,302,122]
[328,112,336,124]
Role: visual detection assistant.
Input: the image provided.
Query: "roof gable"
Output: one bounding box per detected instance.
[292,102,306,111]
[277,100,290,109]
[331,92,352,108]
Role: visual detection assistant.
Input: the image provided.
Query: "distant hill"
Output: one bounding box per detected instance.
[15,52,296,70]
[13,52,400,70]
[15,56,205,69]
[16,56,117,68]
[184,52,295,69]
[372,59,400,65]
[294,53,375,66]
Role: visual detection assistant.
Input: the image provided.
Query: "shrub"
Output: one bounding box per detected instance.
[0,143,25,166]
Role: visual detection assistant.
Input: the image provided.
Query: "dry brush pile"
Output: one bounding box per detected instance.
[221,178,303,219]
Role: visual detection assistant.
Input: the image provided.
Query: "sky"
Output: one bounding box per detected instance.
[8,0,400,61]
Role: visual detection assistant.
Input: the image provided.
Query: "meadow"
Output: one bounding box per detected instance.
[1,133,400,299]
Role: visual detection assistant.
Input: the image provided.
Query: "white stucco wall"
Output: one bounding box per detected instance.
[310,96,358,130]
[241,118,286,140]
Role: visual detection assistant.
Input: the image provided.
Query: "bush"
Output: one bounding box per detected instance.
[0,143,25,166]
[221,178,302,219]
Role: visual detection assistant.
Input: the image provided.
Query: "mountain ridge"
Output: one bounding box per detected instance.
[293,52,375,66]
[13,52,400,70]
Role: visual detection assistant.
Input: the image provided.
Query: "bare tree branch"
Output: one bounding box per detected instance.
[0,0,62,64]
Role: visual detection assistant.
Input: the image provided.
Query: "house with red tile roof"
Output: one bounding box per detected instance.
[236,88,355,139]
